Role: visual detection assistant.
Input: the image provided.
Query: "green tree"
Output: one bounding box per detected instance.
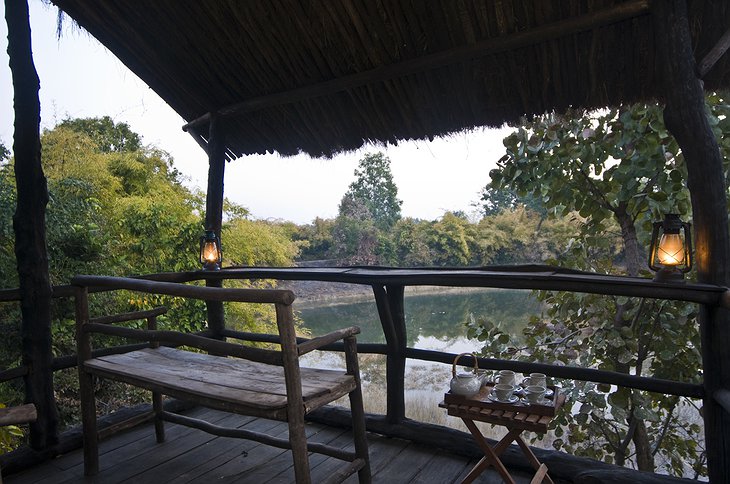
[331,194,380,265]
[1,118,303,428]
[343,152,402,230]
[471,98,730,477]
[472,207,579,265]
[58,116,142,153]
[393,218,434,266]
[0,144,17,288]
[478,185,546,218]
[293,217,335,261]
[224,218,299,267]
[426,212,475,266]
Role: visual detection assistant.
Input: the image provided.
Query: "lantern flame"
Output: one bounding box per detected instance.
[201,241,220,263]
[656,233,685,266]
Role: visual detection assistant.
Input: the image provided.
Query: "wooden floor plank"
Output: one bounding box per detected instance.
[163,415,287,483]
[6,406,225,484]
[233,423,348,484]
[366,441,439,483]
[29,409,239,484]
[100,412,251,484]
[408,450,471,484]
[127,414,260,483]
[184,423,292,483]
[5,408,533,484]
[455,456,536,484]
[325,433,408,483]
[260,425,349,484]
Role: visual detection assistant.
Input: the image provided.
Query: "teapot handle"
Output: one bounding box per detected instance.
[452,352,479,378]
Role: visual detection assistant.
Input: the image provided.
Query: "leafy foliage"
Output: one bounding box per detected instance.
[468,98,730,477]
[0,403,23,453]
[0,118,300,433]
[58,116,142,153]
[291,217,335,261]
[479,185,546,218]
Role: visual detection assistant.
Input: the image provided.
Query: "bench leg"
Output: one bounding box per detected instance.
[288,417,311,484]
[153,391,165,443]
[79,371,98,476]
[345,336,371,483]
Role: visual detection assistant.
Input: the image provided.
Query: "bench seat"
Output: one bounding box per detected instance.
[84,346,357,420]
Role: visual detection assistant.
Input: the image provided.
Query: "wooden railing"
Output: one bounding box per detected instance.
[1,264,729,480]
[167,265,724,414]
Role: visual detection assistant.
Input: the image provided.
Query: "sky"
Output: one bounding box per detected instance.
[1,1,512,225]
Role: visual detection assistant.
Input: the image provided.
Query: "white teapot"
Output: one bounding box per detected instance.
[449,353,481,397]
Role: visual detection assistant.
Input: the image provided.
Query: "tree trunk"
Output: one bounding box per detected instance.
[615,206,655,470]
[615,205,642,277]
[653,1,730,481]
[5,0,59,450]
[632,418,654,472]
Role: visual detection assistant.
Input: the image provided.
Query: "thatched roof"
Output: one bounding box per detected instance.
[51,0,730,160]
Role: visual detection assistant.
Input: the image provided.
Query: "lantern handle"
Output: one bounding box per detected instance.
[682,222,692,273]
[648,221,663,272]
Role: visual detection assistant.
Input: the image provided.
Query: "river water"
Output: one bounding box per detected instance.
[296,287,542,427]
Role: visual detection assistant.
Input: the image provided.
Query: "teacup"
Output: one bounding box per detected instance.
[496,369,516,386]
[493,383,515,401]
[523,372,546,388]
[525,385,546,404]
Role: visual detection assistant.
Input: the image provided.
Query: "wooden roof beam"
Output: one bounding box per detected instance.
[698,27,730,79]
[182,0,650,132]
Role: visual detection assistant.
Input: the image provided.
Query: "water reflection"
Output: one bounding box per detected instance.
[298,288,543,428]
[296,287,541,349]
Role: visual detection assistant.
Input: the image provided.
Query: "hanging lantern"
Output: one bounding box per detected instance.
[648,214,692,282]
[199,230,222,270]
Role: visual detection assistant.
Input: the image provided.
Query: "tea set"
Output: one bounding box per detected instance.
[449,353,554,405]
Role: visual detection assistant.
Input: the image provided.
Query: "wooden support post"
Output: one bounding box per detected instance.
[5,0,59,452]
[372,285,406,423]
[74,286,98,476]
[653,1,730,481]
[204,113,226,338]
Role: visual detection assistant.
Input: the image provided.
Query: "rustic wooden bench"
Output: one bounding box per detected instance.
[73,275,370,484]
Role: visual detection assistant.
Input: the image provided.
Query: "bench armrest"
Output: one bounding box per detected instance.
[297,326,360,356]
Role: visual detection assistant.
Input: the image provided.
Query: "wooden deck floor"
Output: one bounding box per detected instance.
[5,407,549,483]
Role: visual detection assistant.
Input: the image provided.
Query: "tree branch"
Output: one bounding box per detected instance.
[618,411,639,454]
[574,163,616,213]
[506,328,582,355]
[652,397,679,456]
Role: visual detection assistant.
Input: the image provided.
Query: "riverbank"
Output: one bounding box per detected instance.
[279,277,504,309]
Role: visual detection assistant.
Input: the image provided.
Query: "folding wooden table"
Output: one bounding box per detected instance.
[440,384,565,484]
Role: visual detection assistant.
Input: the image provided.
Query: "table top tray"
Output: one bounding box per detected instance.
[443,383,563,417]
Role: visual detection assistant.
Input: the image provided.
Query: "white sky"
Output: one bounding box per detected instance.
[1,1,511,225]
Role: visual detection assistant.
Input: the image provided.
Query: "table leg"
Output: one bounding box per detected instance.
[460,456,490,484]
[461,418,516,484]
[515,434,554,484]
[494,428,523,456]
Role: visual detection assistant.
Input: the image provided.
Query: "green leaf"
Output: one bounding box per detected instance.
[634,407,660,422]
[608,388,630,409]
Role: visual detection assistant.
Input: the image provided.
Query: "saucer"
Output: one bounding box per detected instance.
[520,397,551,406]
[488,393,519,404]
[519,386,553,398]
